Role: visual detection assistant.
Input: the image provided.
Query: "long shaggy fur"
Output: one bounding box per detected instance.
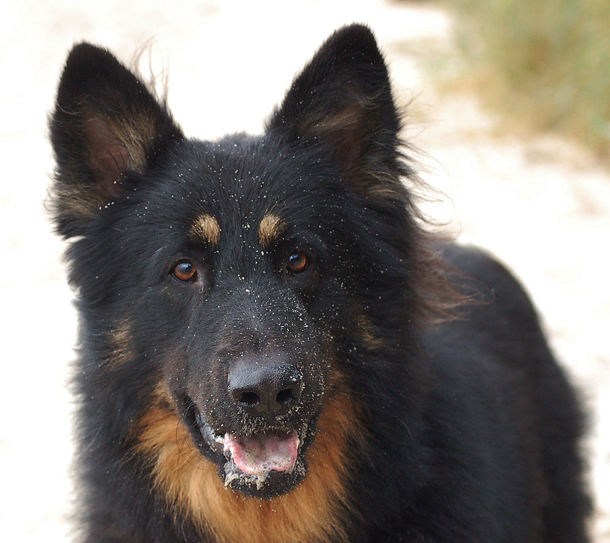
[49,25,590,543]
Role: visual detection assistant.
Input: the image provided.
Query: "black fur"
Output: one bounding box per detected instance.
[50,25,590,542]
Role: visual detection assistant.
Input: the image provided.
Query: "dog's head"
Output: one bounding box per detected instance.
[50,25,423,499]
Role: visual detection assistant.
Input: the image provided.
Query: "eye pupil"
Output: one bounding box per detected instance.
[172,261,197,281]
[287,251,308,273]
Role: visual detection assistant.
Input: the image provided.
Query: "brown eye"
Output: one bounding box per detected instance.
[172,260,197,282]
[286,251,309,273]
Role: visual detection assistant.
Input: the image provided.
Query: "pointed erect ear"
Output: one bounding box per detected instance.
[268,25,405,199]
[49,43,183,238]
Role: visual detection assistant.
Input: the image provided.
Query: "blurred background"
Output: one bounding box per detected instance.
[1,0,608,540]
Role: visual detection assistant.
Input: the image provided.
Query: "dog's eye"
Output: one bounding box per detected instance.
[286,251,309,273]
[171,260,198,282]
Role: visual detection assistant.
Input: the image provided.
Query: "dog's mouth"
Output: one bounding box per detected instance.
[180,397,310,497]
[222,429,300,476]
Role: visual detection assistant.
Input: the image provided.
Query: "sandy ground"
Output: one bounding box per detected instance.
[1,1,608,541]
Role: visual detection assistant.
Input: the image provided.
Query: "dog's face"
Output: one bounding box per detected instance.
[50,26,413,498]
[130,139,356,497]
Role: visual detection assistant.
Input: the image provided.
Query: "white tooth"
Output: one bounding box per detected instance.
[224,471,240,487]
[255,475,267,490]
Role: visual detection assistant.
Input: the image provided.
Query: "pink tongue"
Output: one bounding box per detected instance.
[224,432,299,476]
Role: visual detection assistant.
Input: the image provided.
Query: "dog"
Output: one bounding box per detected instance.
[49,24,590,542]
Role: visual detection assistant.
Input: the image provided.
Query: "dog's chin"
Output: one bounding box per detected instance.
[221,455,307,498]
[182,403,312,498]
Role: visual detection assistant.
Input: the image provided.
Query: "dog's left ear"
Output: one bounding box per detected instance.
[268,24,404,198]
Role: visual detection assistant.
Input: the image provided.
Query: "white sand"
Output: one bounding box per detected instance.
[1,1,607,540]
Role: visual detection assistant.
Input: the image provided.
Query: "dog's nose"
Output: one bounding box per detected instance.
[228,356,303,417]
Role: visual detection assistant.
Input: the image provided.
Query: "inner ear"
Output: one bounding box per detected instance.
[83,116,133,199]
[298,98,375,182]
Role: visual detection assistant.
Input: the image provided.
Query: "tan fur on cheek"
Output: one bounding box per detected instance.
[190,214,221,245]
[134,386,362,543]
[355,313,386,352]
[103,319,136,369]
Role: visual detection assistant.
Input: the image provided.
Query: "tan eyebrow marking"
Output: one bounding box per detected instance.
[258,214,284,246]
[189,214,221,245]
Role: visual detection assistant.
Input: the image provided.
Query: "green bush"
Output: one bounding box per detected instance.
[450,0,610,157]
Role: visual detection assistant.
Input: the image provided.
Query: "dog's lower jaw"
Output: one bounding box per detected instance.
[221,455,308,498]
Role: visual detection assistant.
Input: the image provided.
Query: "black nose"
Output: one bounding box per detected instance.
[228,355,303,417]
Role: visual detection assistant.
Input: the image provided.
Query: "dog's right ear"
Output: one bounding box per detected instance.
[49,43,183,238]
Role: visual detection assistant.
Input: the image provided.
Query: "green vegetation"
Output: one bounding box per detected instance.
[448,0,610,158]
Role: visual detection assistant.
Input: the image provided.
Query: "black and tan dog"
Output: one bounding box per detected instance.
[50,24,590,543]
